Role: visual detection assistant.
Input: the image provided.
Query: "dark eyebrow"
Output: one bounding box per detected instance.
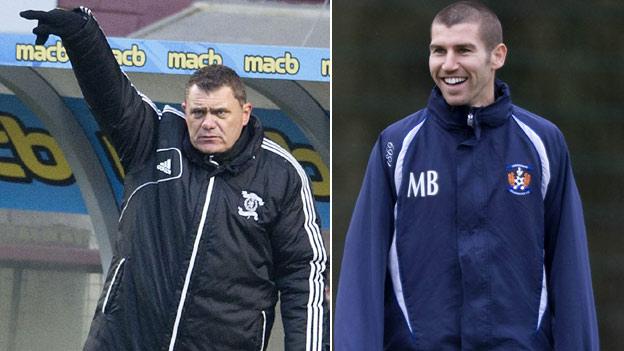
[209,107,230,114]
[190,107,207,114]
[430,43,478,51]
[456,43,477,50]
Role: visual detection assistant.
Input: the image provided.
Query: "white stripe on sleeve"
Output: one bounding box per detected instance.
[261,139,326,351]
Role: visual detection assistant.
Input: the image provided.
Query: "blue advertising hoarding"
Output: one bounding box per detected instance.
[0,34,330,82]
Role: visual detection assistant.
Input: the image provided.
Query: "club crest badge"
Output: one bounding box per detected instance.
[238,191,264,221]
[506,164,532,195]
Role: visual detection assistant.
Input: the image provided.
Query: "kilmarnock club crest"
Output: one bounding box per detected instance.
[507,164,532,195]
[238,191,265,221]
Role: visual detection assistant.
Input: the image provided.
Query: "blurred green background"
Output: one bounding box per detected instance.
[332,0,624,348]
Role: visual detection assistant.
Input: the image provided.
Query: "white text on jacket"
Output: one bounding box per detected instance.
[407,170,439,198]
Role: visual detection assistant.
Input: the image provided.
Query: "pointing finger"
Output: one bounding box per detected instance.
[19,10,50,21]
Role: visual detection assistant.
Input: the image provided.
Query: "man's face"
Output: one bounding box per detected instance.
[429,21,506,107]
[183,84,252,154]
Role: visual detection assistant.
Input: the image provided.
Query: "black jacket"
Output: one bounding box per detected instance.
[64,9,327,351]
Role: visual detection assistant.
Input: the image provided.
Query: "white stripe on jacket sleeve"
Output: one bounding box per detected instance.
[512,115,551,330]
[261,138,327,351]
[390,119,426,334]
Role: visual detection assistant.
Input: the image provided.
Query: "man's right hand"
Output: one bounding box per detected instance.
[20,8,89,45]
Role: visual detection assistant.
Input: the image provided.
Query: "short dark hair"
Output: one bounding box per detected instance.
[432,1,503,51]
[185,65,247,106]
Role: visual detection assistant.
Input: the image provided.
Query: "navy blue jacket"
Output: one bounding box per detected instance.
[335,81,598,350]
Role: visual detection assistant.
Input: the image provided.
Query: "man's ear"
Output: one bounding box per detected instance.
[181,100,187,111]
[491,43,507,70]
[242,102,252,126]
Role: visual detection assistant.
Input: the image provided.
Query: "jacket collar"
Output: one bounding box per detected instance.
[427,79,512,136]
[183,115,264,174]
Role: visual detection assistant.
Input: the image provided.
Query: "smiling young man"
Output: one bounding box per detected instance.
[21,7,327,351]
[335,1,598,350]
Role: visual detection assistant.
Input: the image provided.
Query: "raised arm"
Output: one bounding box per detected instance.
[21,7,160,170]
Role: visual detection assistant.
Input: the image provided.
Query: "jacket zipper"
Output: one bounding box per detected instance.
[168,176,216,351]
[259,310,267,351]
[101,257,126,314]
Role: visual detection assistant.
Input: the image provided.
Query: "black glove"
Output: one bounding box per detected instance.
[20,8,89,45]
